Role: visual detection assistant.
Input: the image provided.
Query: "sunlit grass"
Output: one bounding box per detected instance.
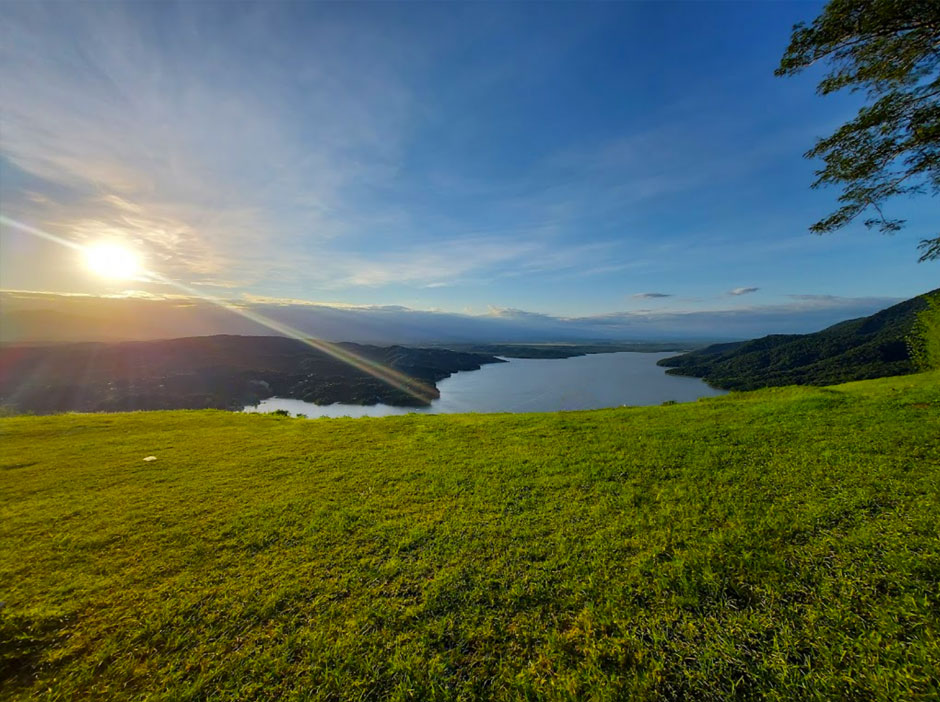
[1,372,938,700]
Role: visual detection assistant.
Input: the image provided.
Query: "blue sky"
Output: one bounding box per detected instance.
[0,1,936,331]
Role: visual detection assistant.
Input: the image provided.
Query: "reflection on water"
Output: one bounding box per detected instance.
[243,351,725,418]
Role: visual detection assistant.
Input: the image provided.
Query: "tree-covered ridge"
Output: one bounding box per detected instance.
[658,289,938,390]
[0,336,504,413]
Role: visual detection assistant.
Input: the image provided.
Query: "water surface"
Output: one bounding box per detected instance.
[243,351,724,418]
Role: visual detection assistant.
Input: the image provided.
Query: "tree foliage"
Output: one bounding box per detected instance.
[908,291,940,370]
[776,0,940,261]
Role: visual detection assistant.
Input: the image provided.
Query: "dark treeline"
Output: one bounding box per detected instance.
[0,336,503,414]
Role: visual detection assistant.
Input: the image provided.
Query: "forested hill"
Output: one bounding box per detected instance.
[0,336,503,414]
[658,289,937,390]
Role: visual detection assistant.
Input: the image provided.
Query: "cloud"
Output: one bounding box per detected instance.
[0,2,418,289]
[2,289,904,344]
[728,287,759,296]
[0,5,644,300]
[332,238,540,287]
[3,2,929,314]
[787,294,838,302]
[485,307,559,322]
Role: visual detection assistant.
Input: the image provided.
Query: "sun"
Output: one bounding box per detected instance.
[84,242,142,280]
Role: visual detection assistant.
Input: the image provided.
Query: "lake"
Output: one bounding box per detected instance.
[243,351,725,418]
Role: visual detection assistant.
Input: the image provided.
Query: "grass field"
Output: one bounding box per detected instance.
[1,372,938,700]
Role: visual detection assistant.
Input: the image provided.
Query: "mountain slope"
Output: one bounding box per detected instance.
[1,372,937,701]
[658,289,937,390]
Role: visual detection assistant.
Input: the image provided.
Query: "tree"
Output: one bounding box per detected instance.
[776,0,940,261]
[908,291,940,370]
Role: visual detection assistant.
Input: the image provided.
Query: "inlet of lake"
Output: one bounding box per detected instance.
[243,351,725,418]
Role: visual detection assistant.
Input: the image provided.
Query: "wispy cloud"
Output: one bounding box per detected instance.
[3,2,934,314]
[0,4,650,298]
[485,306,559,322]
[0,2,417,288]
[788,294,839,302]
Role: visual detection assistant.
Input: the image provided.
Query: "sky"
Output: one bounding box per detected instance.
[0,1,937,340]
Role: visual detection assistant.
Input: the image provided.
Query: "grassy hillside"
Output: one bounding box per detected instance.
[1,373,938,701]
[659,290,937,390]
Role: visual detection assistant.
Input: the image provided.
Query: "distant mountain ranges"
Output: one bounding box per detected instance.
[659,289,938,390]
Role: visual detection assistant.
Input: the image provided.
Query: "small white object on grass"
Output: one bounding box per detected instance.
[143,456,157,462]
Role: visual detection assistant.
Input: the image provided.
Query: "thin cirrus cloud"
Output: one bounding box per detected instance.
[633,292,673,299]
[729,287,760,296]
[0,1,676,301]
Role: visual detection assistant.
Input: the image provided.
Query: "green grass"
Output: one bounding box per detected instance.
[1,373,939,701]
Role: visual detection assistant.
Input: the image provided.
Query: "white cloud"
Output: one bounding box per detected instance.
[2,289,904,344]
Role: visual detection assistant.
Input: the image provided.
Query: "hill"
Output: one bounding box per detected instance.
[1,372,938,700]
[658,289,937,390]
[0,336,503,413]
